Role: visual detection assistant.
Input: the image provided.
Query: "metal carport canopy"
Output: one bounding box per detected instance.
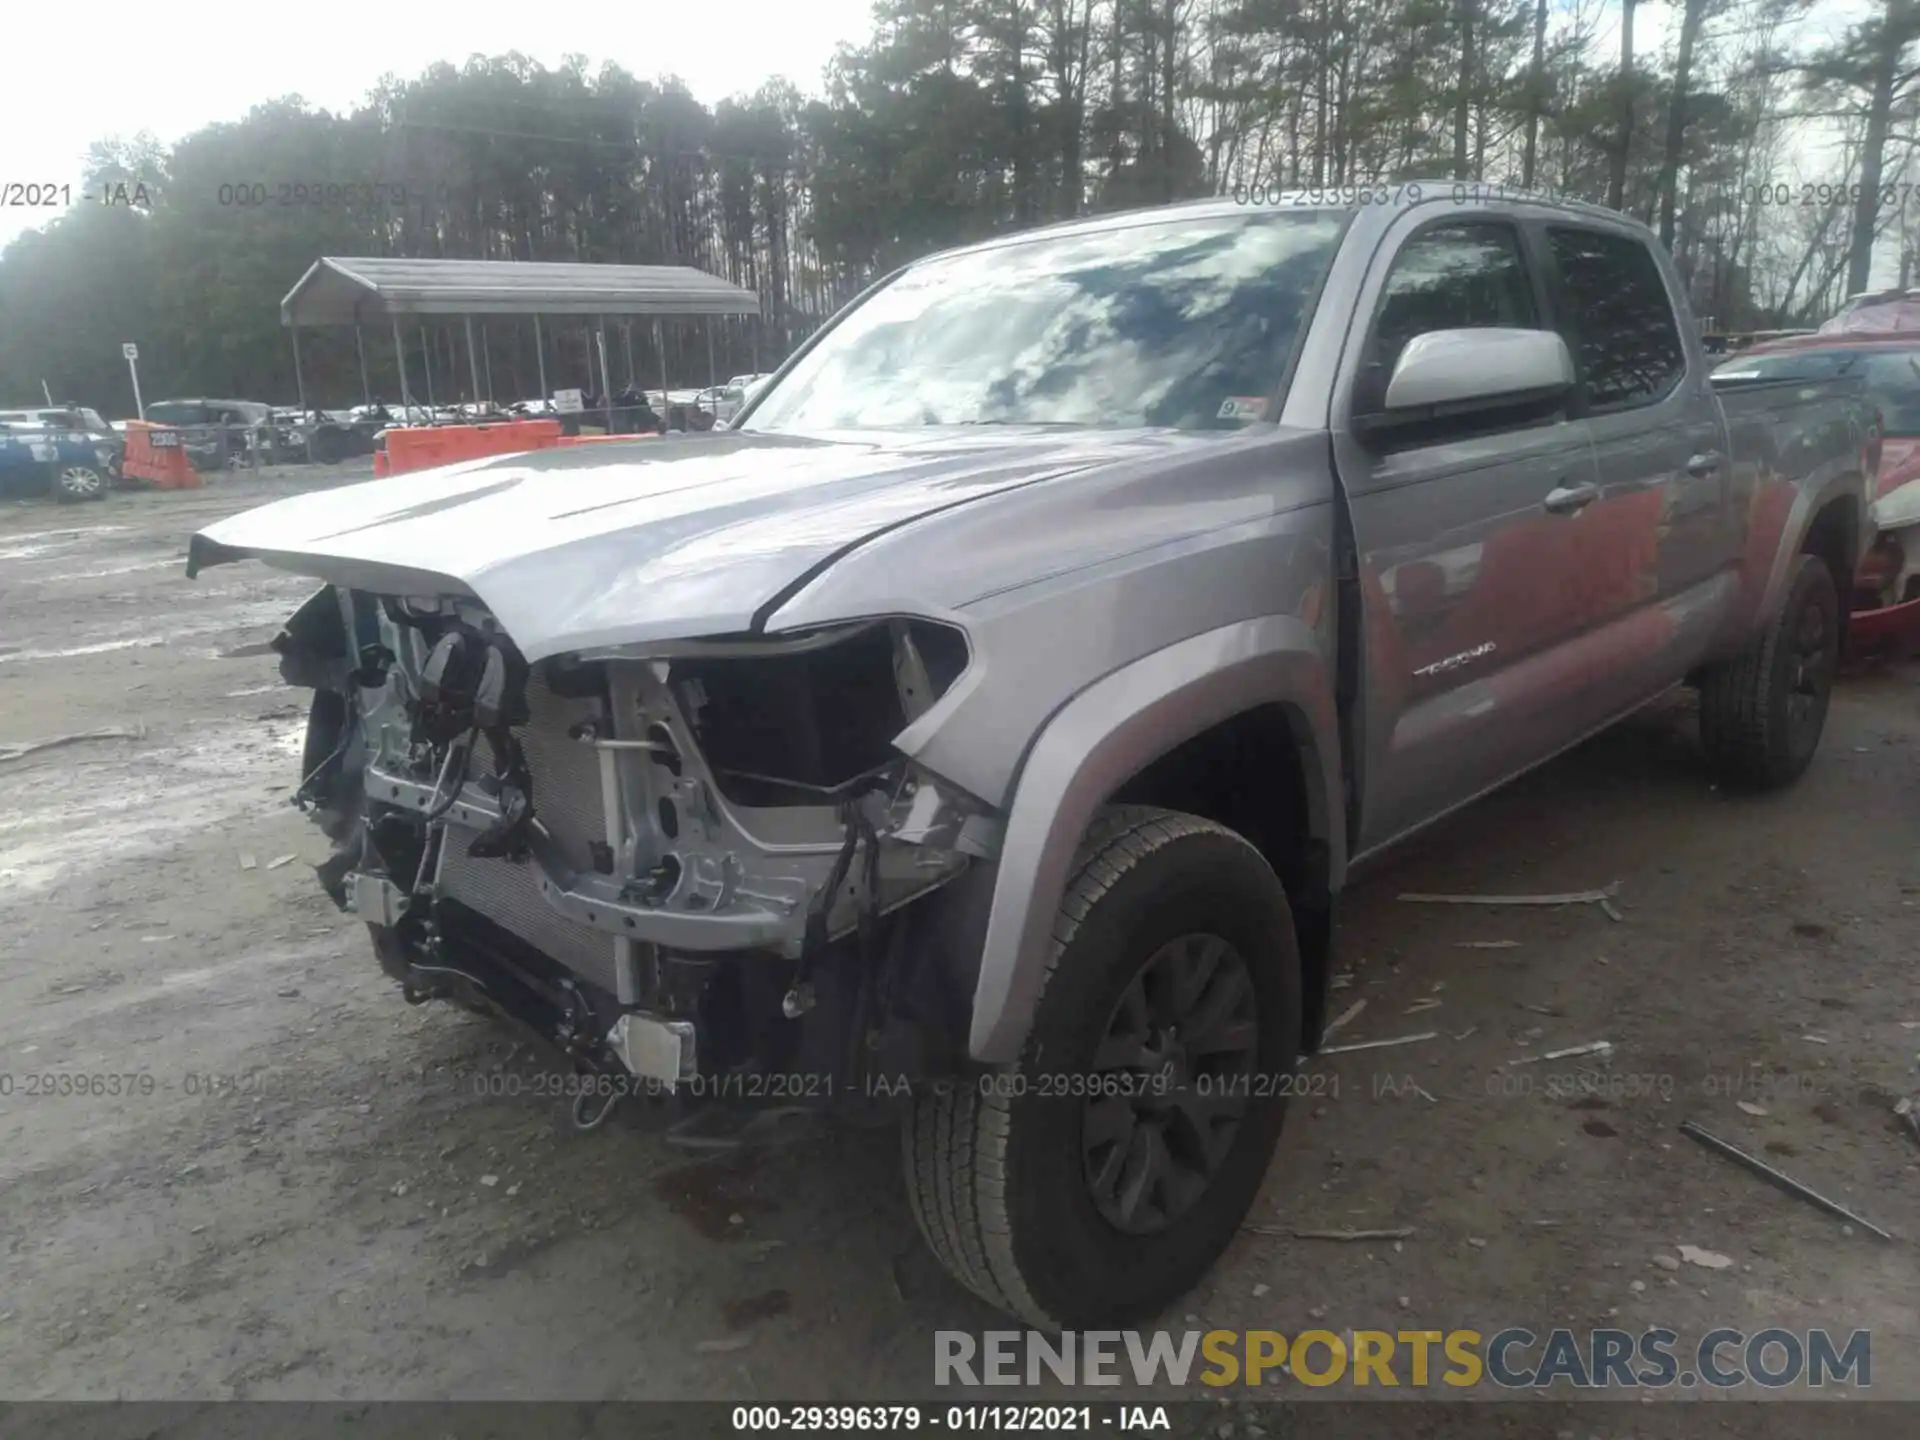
[280,257,760,325]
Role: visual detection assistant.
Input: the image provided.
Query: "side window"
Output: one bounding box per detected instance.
[1546,226,1685,411]
[1363,222,1538,392]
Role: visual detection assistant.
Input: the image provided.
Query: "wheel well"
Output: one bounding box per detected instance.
[1803,495,1859,641]
[1107,705,1334,1051]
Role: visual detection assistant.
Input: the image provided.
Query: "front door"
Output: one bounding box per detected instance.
[1329,212,1605,855]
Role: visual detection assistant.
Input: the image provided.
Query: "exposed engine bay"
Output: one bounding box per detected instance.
[276,584,1000,1138]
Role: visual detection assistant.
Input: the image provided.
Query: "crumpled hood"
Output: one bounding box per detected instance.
[188,427,1201,660]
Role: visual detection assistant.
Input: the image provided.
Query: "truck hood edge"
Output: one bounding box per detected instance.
[187,428,1207,660]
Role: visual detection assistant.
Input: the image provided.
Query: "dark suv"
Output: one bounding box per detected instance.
[145,398,274,469]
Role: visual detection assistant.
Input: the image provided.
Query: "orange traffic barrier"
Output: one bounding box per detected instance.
[552,432,662,447]
[381,419,563,476]
[373,450,390,477]
[122,421,201,489]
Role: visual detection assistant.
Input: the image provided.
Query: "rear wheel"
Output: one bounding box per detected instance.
[53,464,106,503]
[1699,554,1840,789]
[904,805,1301,1328]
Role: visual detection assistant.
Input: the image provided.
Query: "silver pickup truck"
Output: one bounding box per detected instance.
[189,188,1874,1330]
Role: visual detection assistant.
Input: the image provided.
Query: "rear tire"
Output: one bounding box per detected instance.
[53,464,106,503]
[904,805,1301,1328]
[1698,554,1840,789]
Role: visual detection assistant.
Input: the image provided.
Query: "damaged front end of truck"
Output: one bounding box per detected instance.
[256,576,1000,1138]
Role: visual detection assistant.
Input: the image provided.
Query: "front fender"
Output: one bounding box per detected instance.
[966,615,1344,1062]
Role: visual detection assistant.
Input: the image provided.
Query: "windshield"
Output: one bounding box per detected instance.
[1714,346,1920,436]
[742,209,1350,433]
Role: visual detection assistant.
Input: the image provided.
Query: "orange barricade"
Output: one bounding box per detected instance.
[553,432,662,447]
[381,419,564,476]
[372,422,667,477]
[121,421,201,489]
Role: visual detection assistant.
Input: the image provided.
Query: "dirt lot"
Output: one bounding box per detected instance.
[3,471,1918,1425]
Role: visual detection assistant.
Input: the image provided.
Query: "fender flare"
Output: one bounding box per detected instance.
[966,615,1345,1062]
[1756,470,1873,630]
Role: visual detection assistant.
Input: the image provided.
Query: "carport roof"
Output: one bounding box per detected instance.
[281,257,760,325]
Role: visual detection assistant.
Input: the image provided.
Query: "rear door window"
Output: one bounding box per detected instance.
[146,402,206,425]
[1545,227,1686,412]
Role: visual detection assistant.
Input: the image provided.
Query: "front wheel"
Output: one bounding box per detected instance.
[1698,554,1840,789]
[904,805,1301,1329]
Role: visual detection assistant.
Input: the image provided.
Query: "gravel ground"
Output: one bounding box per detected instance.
[2,473,1918,1430]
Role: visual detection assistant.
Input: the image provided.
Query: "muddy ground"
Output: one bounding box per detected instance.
[2,471,1918,1430]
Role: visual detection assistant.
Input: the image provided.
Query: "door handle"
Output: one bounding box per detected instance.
[1543,480,1600,515]
[1686,451,1723,478]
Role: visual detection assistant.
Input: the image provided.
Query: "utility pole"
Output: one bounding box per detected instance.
[1608,0,1637,213]
[1522,0,1547,189]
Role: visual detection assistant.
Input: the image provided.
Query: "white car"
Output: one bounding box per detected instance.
[351,404,433,427]
[713,375,772,425]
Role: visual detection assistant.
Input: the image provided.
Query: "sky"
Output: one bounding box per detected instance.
[0,0,880,248]
[0,1,1890,269]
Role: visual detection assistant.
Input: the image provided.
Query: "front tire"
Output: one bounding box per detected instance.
[904,805,1301,1328]
[1699,554,1840,790]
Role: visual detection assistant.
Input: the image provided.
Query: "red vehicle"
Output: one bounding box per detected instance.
[1713,308,1920,654]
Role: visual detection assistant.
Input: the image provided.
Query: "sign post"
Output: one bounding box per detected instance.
[553,387,583,439]
[122,342,145,420]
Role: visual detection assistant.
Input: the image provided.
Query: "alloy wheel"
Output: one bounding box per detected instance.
[1785,588,1834,745]
[58,465,103,499]
[1082,932,1259,1235]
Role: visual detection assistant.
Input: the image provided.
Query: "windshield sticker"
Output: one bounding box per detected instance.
[1218,396,1268,422]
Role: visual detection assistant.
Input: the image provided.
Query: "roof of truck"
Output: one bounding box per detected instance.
[919,182,1647,269]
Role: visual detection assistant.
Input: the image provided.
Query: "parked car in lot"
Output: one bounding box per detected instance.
[710,374,767,424]
[145,398,274,469]
[357,403,434,430]
[0,419,112,502]
[1713,321,1920,654]
[269,406,383,464]
[0,405,123,481]
[190,190,1873,1329]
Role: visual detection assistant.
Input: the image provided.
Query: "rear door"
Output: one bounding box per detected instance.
[1330,210,1603,854]
[1539,223,1734,703]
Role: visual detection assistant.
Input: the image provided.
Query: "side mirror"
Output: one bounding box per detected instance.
[1356,328,1574,436]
